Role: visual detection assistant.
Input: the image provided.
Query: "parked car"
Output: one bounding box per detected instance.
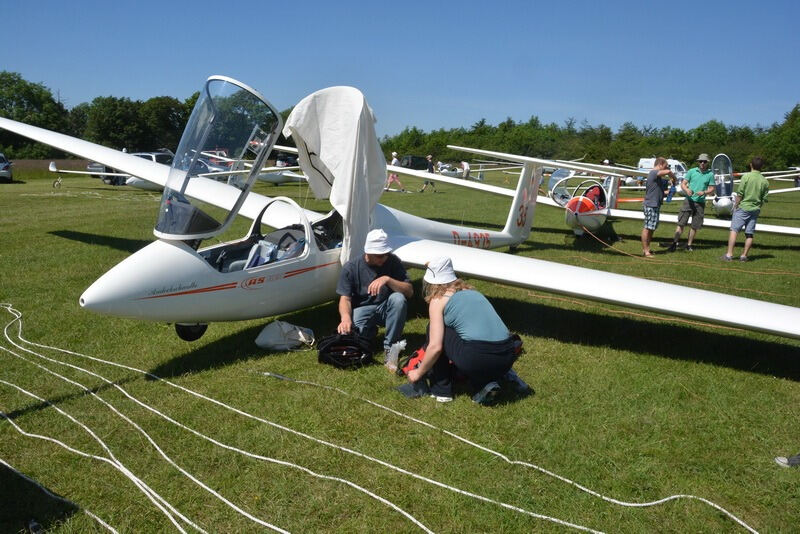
[399,155,428,170]
[134,151,174,166]
[275,153,298,167]
[0,153,12,182]
[87,150,175,185]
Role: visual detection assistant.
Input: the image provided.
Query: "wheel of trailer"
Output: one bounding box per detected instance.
[175,323,208,341]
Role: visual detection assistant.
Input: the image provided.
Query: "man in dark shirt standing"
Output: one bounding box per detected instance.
[641,157,676,257]
[336,229,413,352]
[419,154,437,192]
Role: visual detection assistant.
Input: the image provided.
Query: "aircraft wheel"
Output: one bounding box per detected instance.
[175,323,208,341]
[52,179,61,188]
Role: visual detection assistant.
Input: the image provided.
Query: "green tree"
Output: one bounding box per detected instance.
[67,102,90,138]
[139,96,187,151]
[85,96,146,151]
[760,105,800,168]
[0,71,68,157]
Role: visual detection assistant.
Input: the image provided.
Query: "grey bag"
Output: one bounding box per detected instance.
[255,320,315,351]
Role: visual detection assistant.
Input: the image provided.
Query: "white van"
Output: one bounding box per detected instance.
[637,157,688,181]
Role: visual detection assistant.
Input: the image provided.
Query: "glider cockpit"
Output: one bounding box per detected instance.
[548,171,610,234]
[198,199,343,273]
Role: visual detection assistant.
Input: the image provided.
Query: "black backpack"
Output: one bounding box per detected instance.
[317,332,373,369]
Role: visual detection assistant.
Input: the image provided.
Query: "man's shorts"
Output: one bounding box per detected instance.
[677,199,706,230]
[643,206,660,230]
[730,208,760,234]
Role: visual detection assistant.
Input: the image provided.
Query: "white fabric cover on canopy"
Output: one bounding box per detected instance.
[282,86,386,264]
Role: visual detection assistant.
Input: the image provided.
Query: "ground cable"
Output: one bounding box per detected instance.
[1,304,602,534]
[259,371,758,534]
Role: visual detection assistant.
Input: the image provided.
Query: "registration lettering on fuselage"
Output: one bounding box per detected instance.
[451,230,491,248]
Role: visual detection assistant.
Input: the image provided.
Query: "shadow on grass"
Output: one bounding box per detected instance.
[3,377,139,421]
[148,286,436,379]
[148,301,343,378]
[49,230,151,254]
[0,464,79,532]
[496,296,800,381]
[147,275,798,383]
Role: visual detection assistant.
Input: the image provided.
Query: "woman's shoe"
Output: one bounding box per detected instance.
[472,381,500,405]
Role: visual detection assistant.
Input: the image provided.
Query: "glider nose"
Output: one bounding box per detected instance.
[80,239,206,319]
[564,197,606,232]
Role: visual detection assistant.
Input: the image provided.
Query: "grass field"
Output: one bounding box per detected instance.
[1,166,799,533]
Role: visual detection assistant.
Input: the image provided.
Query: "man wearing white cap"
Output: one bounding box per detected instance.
[336,228,413,352]
[386,151,404,191]
[405,256,530,404]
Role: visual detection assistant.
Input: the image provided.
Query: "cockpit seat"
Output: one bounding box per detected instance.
[225,240,277,272]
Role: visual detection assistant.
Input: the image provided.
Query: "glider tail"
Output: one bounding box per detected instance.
[501,162,540,245]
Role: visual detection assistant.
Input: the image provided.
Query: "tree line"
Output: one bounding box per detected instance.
[1,71,798,171]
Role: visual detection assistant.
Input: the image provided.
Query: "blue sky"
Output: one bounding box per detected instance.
[5,0,799,138]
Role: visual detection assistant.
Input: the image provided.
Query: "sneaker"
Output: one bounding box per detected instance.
[685,245,694,252]
[503,369,533,395]
[430,394,453,403]
[775,453,800,468]
[720,255,733,262]
[472,381,501,405]
[739,256,749,262]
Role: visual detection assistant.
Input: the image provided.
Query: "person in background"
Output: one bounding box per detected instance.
[641,157,676,257]
[336,229,413,353]
[662,154,716,252]
[461,160,470,179]
[405,256,531,405]
[721,156,770,262]
[386,151,405,191]
[419,154,437,192]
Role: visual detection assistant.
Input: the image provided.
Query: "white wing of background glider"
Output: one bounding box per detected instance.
[48,161,130,177]
[605,207,800,236]
[49,161,162,191]
[767,186,800,194]
[4,119,800,339]
[443,144,800,237]
[553,159,650,178]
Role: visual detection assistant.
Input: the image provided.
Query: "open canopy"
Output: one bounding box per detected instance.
[154,76,282,241]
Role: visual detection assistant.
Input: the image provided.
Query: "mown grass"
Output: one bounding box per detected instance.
[0,168,798,533]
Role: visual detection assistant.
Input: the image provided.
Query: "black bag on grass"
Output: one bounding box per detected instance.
[317,332,373,369]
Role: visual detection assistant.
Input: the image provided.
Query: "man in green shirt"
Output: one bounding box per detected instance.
[663,154,716,252]
[721,157,770,261]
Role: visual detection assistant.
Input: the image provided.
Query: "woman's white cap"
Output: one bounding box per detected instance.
[363,229,393,254]
[424,256,457,284]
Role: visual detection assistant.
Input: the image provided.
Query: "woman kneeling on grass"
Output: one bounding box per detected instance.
[405,256,531,405]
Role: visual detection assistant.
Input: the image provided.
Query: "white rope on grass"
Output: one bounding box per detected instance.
[258,371,759,534]
[0,457,118,533]
[1,304,603,534]
[1,331,288,533]
[0,305,428,533]
[0,396,193,533]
